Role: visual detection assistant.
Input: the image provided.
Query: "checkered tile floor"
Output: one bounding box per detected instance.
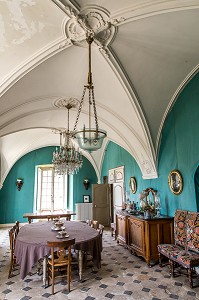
[1,227,199,299]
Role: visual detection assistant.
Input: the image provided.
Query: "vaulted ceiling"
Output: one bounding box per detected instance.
[0,0,199,186]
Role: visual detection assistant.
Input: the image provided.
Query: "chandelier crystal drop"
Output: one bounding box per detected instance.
[73,34,107,152]
[52,103,83,175]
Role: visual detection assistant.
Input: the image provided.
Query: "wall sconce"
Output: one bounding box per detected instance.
[16,178,23,191]
[83,179,89,190]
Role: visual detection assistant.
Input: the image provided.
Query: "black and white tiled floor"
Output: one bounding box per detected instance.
[1,227,199,299]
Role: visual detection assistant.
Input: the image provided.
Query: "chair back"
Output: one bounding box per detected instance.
[9,221,20,252]
[86,220,99,229]
[47,238,75,263]
[8,221,20,278]
[98,224,104,237]
[174,210,188,247]
[186,211,199,253]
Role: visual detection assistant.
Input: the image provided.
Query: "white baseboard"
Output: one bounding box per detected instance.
[0,223,16,228]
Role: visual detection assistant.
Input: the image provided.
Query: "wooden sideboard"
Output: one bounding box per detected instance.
[116,211,174,266]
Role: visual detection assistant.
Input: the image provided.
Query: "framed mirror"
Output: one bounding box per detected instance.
[129,177,137,194]
[168,170,183,195]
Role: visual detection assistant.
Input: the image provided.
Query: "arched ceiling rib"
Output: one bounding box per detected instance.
[0,0,199,186]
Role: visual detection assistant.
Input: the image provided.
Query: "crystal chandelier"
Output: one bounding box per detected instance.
[52,102,83,175]
[73,34,107,152]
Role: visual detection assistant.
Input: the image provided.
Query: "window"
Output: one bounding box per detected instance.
[35,165,67,212]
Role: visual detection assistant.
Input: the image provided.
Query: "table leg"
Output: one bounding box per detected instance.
[43,256,47,287]
[78,250,83,281]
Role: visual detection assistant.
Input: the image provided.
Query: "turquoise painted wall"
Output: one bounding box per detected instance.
[73,158,97,209]
[101,72,199,217]
[0,147,97,224]
[101,141,157,205]
[158,72,199,215]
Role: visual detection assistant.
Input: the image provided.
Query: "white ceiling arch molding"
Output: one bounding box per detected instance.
[109,0,199,25]
[0,128,100,188]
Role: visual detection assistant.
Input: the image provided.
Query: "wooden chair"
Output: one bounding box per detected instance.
[97,224,104,237]
[8,221,20,278]
[84,221,103,268]
[47,238,75,294]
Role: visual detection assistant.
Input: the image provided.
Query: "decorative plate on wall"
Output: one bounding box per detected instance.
[129,177,137,194]
[168,169,183,195]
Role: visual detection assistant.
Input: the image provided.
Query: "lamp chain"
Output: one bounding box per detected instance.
[91,86,99,132]
[73,86,87,132]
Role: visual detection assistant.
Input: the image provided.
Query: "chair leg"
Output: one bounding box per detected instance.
[67,264,70,292]
[52,266,54,295]
[158,253,162,267]
[169,259,174,277]
[188,268,193,288]
[8,254,14,278]
[8,258,13,278]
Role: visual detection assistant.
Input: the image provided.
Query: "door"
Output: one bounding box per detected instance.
[92,184,112,226]
[112,182,125,222]
[36,165,67,212]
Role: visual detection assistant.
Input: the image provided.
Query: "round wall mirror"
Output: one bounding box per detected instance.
[168,170,183,195]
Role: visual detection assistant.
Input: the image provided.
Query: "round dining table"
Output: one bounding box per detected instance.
[15,220,102,282]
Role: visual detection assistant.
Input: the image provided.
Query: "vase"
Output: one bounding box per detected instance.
[144,210,151,219]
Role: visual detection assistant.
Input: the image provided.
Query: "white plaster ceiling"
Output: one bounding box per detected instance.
[0,0,199,186]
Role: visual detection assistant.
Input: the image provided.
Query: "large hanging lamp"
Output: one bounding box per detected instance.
[73,34,107,152]
[52,102,83,175]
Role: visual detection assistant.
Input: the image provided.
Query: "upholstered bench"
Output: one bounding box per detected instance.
[169,211,199,288]
[157,209,188,266]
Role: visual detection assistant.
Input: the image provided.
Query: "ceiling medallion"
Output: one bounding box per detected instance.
[65,6,116,48]
[54,97,80,109]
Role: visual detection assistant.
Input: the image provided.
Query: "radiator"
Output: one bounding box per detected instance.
[75,203,93,221]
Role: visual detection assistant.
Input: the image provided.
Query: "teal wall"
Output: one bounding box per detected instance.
[101,141,157,205]
[158,72,199,215]
[101,72,199,217]
[101,142,154,201]
[0,147,97,224]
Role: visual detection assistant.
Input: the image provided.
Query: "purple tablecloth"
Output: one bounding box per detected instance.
[15,221,102,279]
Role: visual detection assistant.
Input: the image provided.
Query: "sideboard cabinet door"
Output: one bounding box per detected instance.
[116,213,127,246]
[128,217,145,257]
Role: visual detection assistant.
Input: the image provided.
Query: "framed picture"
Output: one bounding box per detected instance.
[168,170,183,195]
[115,166,125,183]
[108,168,115,184]
[83,195,90,203]
[129,177,137,194]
